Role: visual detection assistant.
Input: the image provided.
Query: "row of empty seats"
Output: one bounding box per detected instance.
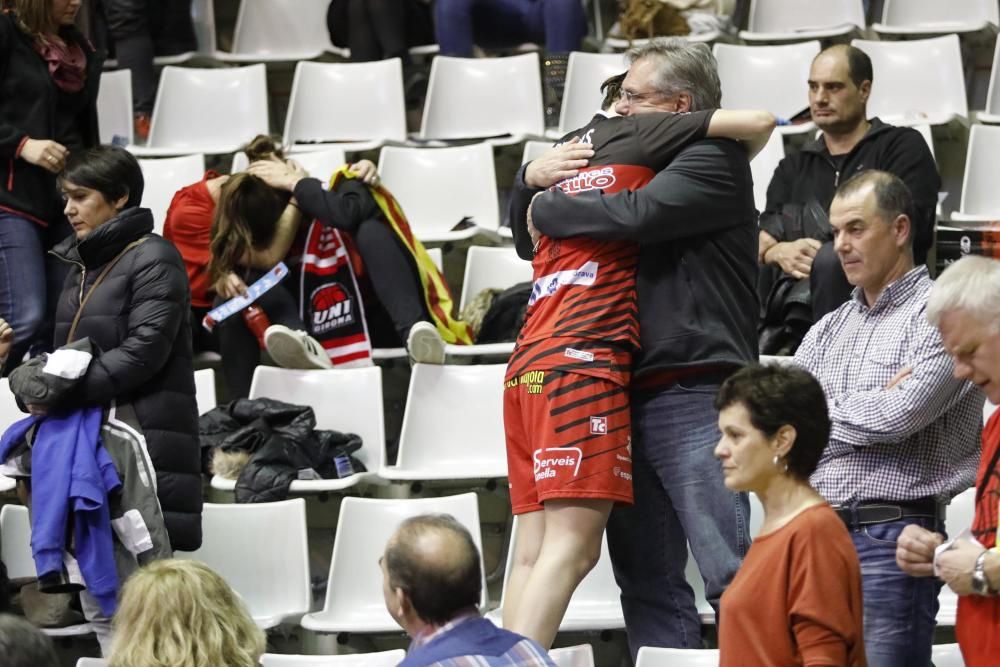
[99,33,989,153]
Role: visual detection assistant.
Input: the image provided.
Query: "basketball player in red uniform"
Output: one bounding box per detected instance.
[501,79,775,646]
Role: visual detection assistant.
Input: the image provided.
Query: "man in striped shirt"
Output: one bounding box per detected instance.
[793,170,983,667]
[383,515,555,667]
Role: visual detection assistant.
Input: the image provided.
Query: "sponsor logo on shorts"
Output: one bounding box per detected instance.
[533,447,582,481]
[505,369,544,394]
[613,466,633,481]
[564,348,595,363]
[590,416,608,435]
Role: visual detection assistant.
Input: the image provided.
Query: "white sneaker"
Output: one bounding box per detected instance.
[406,321,445,365]
[264,325,334,370]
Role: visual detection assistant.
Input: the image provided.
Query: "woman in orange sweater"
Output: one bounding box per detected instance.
[714,363,866,667]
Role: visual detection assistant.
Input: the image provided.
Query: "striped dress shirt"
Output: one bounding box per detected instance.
[407,614,555,667]
[794,265,983,506]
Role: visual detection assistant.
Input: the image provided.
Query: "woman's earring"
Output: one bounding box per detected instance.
[773,454,789,472]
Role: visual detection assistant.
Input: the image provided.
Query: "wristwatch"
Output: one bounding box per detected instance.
[972,551,996,596]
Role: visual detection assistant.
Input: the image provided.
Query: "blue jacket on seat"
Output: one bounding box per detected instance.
[0,408,122,616]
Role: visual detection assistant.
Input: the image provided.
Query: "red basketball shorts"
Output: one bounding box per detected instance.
[503,367,633,515]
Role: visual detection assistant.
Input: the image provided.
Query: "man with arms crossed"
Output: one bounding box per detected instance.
[794,170,982,667]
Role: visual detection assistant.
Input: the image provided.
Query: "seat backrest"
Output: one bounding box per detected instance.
[190,0,217,54]
[193,368,217,416]
[749,131,785,213]
[138,154,207,235]
[522,140,553,165]
[881,0,999,29]
[930,643,966,667]
[635,647,720,666]
[0,504,34,578]
[986,40,1000,115]
[175,499,311,624]
[260,651,407,667]
[290,148,350,186]
[959,124,1000,218]
[248,366,386,473]
[147,65,269,152]
[0,377,26,434]
[75,659,108,667]
[559,52,627,135]
[459,246,534,312]
[395,364,507,478]
[284,60,407,147]
[377,144,499,238]
[947,487,977,535]
[230,0,334,57]
[97,69,133,145]
[747,0,866,34]
[852,36,967,124]
[549,644,595,667]
[714,41,819,122]
[320,494,486,626]
[420,53,545,140]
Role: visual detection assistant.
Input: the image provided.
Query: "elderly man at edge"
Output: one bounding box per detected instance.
[513,38,758,655]
[793,170,983,667]
[382,514,556,667]
[896,255,1000,667]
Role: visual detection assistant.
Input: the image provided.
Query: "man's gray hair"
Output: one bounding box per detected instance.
[626,38,721,111]
[927,255,1000,333]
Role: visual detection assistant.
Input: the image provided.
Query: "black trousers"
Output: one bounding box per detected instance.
[102,0,196,114]
[217,219,431,399]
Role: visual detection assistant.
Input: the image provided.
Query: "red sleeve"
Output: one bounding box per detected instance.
[788,509,865,666]
[162,179,215,308]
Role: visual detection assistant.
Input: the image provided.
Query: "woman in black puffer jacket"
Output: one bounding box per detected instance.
[47,145,202,552]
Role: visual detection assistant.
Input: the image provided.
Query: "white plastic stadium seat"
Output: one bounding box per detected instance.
[635,647,720,666]
[522,140,553,165]
[851,36,967,129]
[874,0,998,37]
[740,0,865,43]
[283,59,407,151]
[980,40,1000,124]
[713,41,820,134]
[176,499,310,629]
[96,69,133,146]
[260,651,407,667]
[987,401,998,423]
[446,247,533,359]
[1,505,93,637]
[211,366,385,494]
[138,65,269,156]
[419,53,545,143]
[952,124,1000,225]
[301,494,486,634]
[0,378,22,492]
[931,643,967,667]
[425,247,443,272]
[380,364,507,482]
[219,0,343,62]
[138,154,206,236]
[377,143,499,243]
[75,660,107,667]
[488,519,624,632]
[938,487,978,625]
[193,368,217,416]
[549,644,596,667]
[604,27,720,52]
[750,131,785,213]
[558,52,627,136]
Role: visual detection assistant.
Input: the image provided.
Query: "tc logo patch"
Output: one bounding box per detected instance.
[590,416,608,435]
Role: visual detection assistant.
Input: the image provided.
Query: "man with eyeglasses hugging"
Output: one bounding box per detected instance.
[511,38,763,658]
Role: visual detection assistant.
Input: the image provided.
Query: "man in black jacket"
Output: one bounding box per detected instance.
[757,45,940,347]
[512,38,756,656]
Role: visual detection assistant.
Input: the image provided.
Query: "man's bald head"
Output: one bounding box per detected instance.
[384,514,482,625]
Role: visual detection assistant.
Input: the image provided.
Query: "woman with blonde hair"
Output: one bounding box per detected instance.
[108,559,265,667]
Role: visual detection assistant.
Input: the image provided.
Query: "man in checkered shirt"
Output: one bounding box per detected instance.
[793,170,984,667]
